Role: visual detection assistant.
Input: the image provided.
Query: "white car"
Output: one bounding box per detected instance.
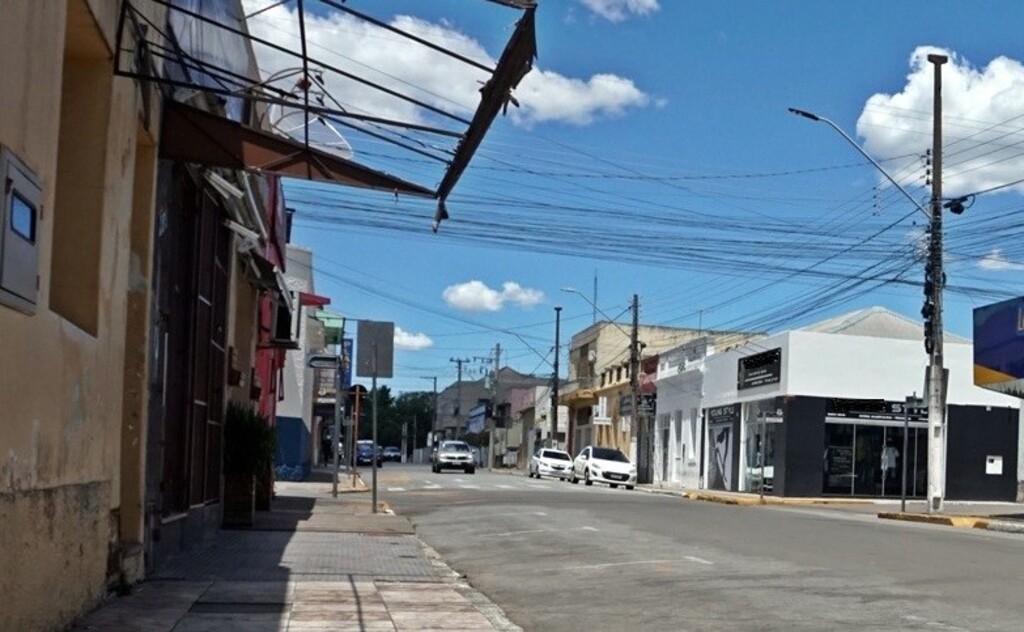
[571,446,637,489]
[528,448,573,480]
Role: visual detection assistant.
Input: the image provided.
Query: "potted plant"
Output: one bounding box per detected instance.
[222,401,276,527]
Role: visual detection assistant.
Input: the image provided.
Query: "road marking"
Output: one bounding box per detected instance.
[495,484,514,489]
[486,526,597,538]
[564,560,672,571]
[454,478,466,483]
[684,555,714,565]
[459,485,481,490]
[422,484,442,490]
[386,487,406,492]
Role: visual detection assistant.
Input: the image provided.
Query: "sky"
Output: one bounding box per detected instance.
[241,0,1024,394]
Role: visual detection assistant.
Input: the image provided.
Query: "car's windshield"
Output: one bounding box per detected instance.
[442,442,471,452]
[591,447,630,462]
[542,450,570,461]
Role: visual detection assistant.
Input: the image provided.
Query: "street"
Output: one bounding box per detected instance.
[379,463,1024,632]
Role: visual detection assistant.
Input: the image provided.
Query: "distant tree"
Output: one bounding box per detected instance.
[355,387,434,452]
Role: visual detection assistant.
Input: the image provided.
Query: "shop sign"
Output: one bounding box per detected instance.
[737,348,782,390]
[827,398,926,422]
[707,403,740,425]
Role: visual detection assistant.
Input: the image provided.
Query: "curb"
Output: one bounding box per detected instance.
[418,540,523,631]
[877,512,992,529]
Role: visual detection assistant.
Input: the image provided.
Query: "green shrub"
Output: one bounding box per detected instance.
[224,401,277,478]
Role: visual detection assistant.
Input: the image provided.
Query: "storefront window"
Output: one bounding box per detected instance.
[745,419,778,492]
[823,421,927,497]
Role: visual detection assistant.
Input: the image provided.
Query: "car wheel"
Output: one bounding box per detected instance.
[610,484,618,489]
[466,467,475,474]
[626,485,635,490]
[584,469,593,486]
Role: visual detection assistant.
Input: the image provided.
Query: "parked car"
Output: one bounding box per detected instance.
[355,440,383,467]
[432,440,476,474]
[382,446,402,462]
[529,448,573,480]
[571,445,636,489]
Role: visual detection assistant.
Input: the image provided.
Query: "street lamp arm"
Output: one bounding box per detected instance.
[561,287,633,340]
[788,107,930,219]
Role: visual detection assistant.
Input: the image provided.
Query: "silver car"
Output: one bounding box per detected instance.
[432,440,476,474]
[529,448,573,480]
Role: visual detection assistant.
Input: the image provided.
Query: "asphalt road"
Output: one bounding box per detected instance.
[377,464,1024,632]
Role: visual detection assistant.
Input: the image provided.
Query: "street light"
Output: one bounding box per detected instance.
[790,93,949,513]
[787,108,929,219]
[561,287,632,339]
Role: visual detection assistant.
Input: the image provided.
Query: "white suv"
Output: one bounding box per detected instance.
[432,440,476,474]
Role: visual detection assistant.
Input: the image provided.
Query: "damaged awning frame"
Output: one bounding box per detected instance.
[114,0,537,230]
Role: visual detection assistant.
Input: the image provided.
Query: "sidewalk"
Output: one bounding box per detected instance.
[70,478,519,631]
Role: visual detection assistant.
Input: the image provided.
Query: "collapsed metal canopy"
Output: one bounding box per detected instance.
[160,100,433,196]
[115,0,538,229]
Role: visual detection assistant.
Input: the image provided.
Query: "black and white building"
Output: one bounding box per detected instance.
[655,307,1022,501]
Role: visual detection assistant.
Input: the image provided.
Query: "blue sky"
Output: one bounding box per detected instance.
[245,0,1024,393]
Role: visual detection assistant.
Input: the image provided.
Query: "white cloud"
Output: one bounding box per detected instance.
[580,0,660,22]
[394,326,434,350]
[978,248,1024,271]
[242,1,653,130]
[442,280,546,312]
[512,71,651,126]
[857,46,1024,197]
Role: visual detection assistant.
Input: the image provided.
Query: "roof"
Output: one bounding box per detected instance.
[799,306,970,343]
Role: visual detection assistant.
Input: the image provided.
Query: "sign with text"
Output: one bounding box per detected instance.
[737,348,782,390]
[340,338,353,388]
[973,296,1024,397]
[356,321,394,378]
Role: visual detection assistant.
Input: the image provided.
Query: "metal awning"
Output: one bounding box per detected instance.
[116,0,537,230]
[247,251,278,290]
[160,101,433,196]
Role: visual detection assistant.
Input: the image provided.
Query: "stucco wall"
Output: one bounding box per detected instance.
[0,1,164,629]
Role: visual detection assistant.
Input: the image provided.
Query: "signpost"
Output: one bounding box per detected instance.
[357,321,394,514]
[308,352,343,498]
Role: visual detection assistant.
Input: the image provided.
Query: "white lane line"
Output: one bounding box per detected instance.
[495,484,514,489]
[459,485,481,490]
[565,560,672,571]
[485,525,597,538]
[422,484,442,490]
[454,478,466,483]
[684,555,714,566]
[386,487,406,492]
[476,511,546,518]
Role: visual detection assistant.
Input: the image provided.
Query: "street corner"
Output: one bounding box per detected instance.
[877,511,992,529]
[682,491,765,506]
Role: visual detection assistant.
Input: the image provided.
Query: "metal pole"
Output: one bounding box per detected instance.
[903,393,914,513]
[552,306,562,448]
[927,53,948,514]
[371,342,379,513]
[331,362,341,498]
[759,418,766,503]
[331,318,346,498]
[351,387,360,487]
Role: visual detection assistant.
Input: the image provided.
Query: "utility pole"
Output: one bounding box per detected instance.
[487,343,501,469]
[926,53,948,514]
[630,294,651,484]
[331,318,346,498]
[412,414,417,463]
[551,306,562,449]
[449,358,470,438]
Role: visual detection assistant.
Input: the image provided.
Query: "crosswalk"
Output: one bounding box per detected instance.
[384,478,569,494]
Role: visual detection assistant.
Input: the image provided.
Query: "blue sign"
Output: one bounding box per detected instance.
[974,297,1024,397]
[341,338,353,389]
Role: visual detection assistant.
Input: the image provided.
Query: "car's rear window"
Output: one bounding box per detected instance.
[542,450,570,461]
[592,447,630,462]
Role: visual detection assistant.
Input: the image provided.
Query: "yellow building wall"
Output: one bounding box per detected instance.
[0,1,164,630]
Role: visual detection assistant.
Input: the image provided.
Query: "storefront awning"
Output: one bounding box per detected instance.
[299,292,331,308]
[160,101,433,197]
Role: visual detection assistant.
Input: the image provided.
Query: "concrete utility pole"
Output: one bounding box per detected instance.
[488,343,501,469]
[551,306,562,448]
[449,358,470,437]
[331,318,346,498]
[926,53,948,514]
[630,294,651,484]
